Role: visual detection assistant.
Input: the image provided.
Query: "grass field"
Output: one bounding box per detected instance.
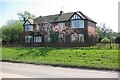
[1,47,119,71]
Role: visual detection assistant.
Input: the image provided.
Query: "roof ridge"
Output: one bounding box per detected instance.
[34,11,96,23]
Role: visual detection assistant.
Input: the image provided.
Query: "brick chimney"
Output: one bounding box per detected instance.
[60,11,64,15]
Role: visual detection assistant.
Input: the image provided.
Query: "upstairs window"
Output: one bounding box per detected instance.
[58,23,65,31]
[71,20,84,28]
[25,25,33,31]
[36,25,40,31]
[58,23,65,28]
[44,24,49,32]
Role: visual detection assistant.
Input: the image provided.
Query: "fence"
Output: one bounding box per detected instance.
[2,42,120,49]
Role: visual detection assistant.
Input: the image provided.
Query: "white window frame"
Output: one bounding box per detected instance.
[34,36,42,42]
[71,20,84,28]
[44,24,49,32]
[71,34,77,42]
[71,34,84,42]
[25,36,33,42]
[25,25,33,31]
[78,34,84,42]
[59,34,65,42]
[36,25,40,31]
[45,34,51,42]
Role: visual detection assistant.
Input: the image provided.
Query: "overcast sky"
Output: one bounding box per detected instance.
[0,0,119,32]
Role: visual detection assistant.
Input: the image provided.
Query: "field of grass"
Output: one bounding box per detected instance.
[1,47,119,71]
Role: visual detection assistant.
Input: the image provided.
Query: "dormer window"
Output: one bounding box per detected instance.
[70,14,84,28]
[71,20,84,28]
[24,20,33,31]
[25,25,33,31]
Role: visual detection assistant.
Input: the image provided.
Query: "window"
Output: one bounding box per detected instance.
[77,34,84,42]
[71,34,77,42]
[25,25,33,31]
[59,34,65,42]
[71,34,84,42]
[58,23,65,28]
[71,20,84,28]
[25,36,33,42]
[45,34,51,42]
[44,24,49,32]
[34,36,42,42]
[36,25,40,31]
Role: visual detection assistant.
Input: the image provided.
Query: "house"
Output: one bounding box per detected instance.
[23,11,97,47]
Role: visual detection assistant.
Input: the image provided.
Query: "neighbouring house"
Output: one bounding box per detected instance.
[23,11,98,47]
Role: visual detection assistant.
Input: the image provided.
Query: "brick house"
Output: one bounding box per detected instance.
[23,11,97,47]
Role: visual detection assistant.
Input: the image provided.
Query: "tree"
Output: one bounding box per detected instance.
[50,32,59,43]
[96,23,115,42]
[18,11,36,21]
[97,23,109,38]
[2,20,24,44]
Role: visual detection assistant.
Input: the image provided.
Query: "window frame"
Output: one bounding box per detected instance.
[59,34,65,42]
[34,36,42,43]
[25,36,33,43]
[25,24,33,31]
[71,33,84,42]
[71,20,84,29]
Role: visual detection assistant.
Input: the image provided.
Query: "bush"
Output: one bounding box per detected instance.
[50,32,59,43]
[115,36,120,44]
[101,37,110,43]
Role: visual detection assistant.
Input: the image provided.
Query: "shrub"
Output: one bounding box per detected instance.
[101,37,110,43]
[115,36,120,44]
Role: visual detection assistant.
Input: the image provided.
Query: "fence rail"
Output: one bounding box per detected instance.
[2,42,120,49]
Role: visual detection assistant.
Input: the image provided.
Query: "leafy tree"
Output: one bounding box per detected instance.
[18,11,36,21]
[2,20,24,44]
[96,23,116,43]
[97,23,113,38]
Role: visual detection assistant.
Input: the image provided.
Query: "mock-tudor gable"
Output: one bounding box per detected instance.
[25,21,31,25]
[23,19,34,26]
[70,13,83,20]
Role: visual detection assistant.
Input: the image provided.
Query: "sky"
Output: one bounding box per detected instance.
[0,0,119,32]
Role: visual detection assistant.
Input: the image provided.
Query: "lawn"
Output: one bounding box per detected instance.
[1,47,119,71]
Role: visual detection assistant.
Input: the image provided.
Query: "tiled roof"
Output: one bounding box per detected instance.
[54,12,74,22]
[34,14,59,24]
[34,11,96,24]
